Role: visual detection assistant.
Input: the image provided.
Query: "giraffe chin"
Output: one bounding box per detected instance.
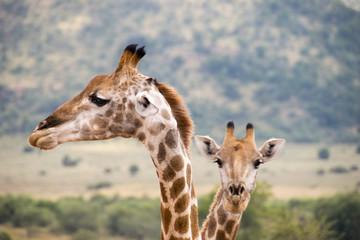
[224,193,250,214]
[28,132,59,150]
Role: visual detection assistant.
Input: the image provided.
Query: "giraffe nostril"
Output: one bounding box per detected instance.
[36,120,47,131]
[229,185,234,195]
[240,185,245,194]
[228,183,246,196]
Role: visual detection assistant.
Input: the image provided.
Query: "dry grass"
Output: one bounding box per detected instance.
[0,135,359,200]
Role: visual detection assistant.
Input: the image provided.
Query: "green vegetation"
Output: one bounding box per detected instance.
[1,184,359,240]
[0,231,12,240]
[0,0,359,143]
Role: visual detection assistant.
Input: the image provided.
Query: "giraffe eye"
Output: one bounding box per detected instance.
[89,94,110,107]
[214,158,223,168]
[254,159,263,169]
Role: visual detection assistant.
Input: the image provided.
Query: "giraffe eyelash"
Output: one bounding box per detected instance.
[89,93,110,107]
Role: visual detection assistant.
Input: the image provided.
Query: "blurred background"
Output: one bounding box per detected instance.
[0,0,359,239]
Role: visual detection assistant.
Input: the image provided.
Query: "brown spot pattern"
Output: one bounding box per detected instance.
[157,143,166,162]
[161,204,172,234]
[134,118,143,129]
[163,166,176,182]
[207,214,216,238]
[161,109,171,120]
[191,204,199,239]
[137,132,146,142]
[186,164,191,188]
[225,219,236,235]
[217,205,227,225]
[174,215,189,234]
[109,124,122,134]
[165,129,178,149]
[105,109,113,117]
[174,194,189,213]
[170,177,185,200]
[191,182,196,199]
[170,155,184,171]
[117,104,124,111]
[148,142,154,151]
[127,102,134,110]
[90,118,108,129]
[114,113,123,123]
[123,126,136,135]
[160,182,168,203]
[215,230,226,240]
[149,122,165,135]
[169,236,190,240]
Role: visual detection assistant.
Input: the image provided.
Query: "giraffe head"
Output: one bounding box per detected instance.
[28,44,192,150]
[195,121,285,213]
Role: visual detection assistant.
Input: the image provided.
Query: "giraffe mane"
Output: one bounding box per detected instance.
[155,81,194,150]
[201,188,222,236]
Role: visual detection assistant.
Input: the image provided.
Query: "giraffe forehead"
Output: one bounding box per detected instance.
[221,138,260,163]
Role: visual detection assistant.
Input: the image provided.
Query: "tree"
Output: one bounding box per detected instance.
[129,164,139,176]
[315,191,360,240]
[0,231,12,240]
[318,148,330,160]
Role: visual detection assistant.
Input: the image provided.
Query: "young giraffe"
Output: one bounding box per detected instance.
[195,121,285,240]
[28,44,200,240]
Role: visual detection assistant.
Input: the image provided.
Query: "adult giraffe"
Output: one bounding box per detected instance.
[28,44,200,240]
[195,121,285,240]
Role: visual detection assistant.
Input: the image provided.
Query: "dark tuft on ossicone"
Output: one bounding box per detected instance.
[227,121,234,129]
[246,123,254,130]
[136,46,146,58]
[124,44,138,53]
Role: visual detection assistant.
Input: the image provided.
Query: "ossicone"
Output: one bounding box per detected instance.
[115,44,146,74]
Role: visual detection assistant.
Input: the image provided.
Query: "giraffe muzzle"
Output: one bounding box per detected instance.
[227,182,247,198]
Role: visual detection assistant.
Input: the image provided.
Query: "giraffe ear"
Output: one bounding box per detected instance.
[135,92,159,117]
[259,138,285,162]
[194,135,220,160]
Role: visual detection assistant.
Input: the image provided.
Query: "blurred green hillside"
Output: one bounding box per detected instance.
[0,0,359,142]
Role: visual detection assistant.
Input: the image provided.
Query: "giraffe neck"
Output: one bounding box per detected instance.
[142,125,200,240]
[201,188,243,240]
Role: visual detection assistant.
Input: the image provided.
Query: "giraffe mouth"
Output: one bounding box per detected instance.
[28,130,60,150]
[223,191,250,214]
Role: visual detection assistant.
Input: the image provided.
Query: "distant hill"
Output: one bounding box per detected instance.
[0,0,359,142]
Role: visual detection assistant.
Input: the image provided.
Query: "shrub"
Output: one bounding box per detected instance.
[105,199,160,239]
[23,146,34,153]
[330,166,349,174]
[350,165,358,171]
[318,148,330,160]
[62,155,80,167]
[0,231,12,240]
[87,182,112,190]
[72,229,98,240]
[268,210,339,240]
[129,164,139,176]
[317,169,325,176]
[104,168,112,174]
[12,204,55,227]
[57,199,98,234]
[315,191,360,240]
[356,145,360,154]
